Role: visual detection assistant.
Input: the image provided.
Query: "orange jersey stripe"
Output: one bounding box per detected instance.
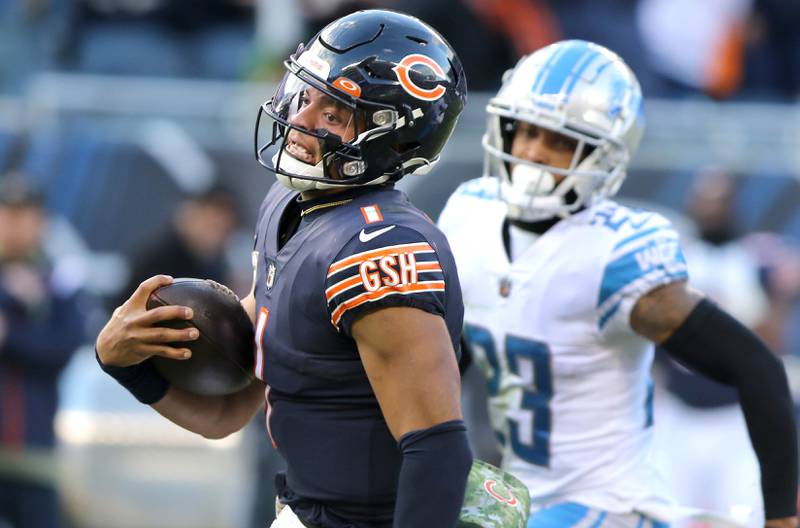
[326,261,442,302]
[416,262,442,272]
[325,275,363,302]
[330,281,446,327]
[327,242,433,277]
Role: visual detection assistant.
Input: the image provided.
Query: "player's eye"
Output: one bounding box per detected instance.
[297,92,310,109]
[525,125,540,139]
[324,112,341,125]
[552,135,578,152]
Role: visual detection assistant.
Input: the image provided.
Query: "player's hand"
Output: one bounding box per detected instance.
[96,275,198,367]
[765,517,799,528]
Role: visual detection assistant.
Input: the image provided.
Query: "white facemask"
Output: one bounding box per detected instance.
[271,148,392,192]
[272,150,324,191]
[503,163,566,219]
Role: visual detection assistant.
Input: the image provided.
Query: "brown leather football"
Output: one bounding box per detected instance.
[146,278,255,395]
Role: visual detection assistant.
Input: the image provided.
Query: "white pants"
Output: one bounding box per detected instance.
[652,391,762,527]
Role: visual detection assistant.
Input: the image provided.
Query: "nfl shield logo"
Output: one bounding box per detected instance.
[266,261,276,289]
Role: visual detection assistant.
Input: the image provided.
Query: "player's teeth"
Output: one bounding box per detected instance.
[288,143,313,163]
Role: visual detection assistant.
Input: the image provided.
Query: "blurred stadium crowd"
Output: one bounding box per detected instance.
[1,0,800,527]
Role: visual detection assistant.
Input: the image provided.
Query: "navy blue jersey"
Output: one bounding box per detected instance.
[251,183,464,527]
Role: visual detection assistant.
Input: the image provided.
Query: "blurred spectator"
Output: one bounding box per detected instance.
[249,0,385,82]
[118,184,240,304]
[653,167,769,526]
[0,174,88,528]
[548,0,655,95]
[295,0,387,36]
[740,0,800,99]
[636,0,752,99]
[402,0,559,91]
[745,233,800,354]
[637,0,800,100]
[744,235,800,441]
[64,0,255,79]
[0,0,74,93]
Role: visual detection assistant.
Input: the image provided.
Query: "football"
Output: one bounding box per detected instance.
[146,278,255,395]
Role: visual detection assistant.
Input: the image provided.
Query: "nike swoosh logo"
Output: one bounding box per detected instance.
[359,225,396,243]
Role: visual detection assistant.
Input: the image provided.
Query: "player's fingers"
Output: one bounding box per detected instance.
[138,304,193,325]
[139,344,192,361]
[134,325,199,345]
[129,275,174,306]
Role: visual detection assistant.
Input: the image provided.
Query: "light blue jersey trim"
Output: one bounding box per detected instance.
[457,178,500,201]
[613,226,667,252]
[528,502,589,527]
[530,504,670,528]
[598,300,621,329]
[598,250,647,306]
[598,241,688,307]
[589,512,607,528]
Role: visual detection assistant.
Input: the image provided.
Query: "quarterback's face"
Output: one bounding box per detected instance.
[510,122,579,181]
[285,87,358,165]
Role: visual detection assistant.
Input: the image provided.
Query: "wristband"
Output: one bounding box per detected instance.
[95,349,169,404]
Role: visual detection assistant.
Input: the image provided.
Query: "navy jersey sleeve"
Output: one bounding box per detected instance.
[325,224,447,336]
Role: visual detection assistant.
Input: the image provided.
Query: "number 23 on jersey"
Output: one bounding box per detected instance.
[464,323,553,467]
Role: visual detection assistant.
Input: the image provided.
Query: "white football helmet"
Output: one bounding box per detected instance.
[483,40,645,221]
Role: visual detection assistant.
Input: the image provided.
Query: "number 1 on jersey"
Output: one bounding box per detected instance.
[255,307,269,380]
[464,324,553,467]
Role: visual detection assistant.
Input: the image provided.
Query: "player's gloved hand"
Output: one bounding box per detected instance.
[96,275,198,367]
[765,517,799,528]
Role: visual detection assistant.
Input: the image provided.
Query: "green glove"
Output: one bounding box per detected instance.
[458,459,531,528]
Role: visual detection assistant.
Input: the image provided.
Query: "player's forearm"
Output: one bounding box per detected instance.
[152,380,264,439]
[765,518,799,528]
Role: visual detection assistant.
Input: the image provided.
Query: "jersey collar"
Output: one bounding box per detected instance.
[298,184,394,218]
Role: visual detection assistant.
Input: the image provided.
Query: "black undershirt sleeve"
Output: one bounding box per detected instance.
[660,298,798,519]
[458,334,473,376]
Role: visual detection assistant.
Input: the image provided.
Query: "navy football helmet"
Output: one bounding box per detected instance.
[255,9,467,191]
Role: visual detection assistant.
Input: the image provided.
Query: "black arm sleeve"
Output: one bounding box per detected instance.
[458,334,473,376]
[394,420,473,528]
[661,298,798,519]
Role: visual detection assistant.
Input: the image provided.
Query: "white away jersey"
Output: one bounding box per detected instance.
[439,178,689,518]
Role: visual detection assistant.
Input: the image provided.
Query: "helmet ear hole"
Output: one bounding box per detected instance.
[499,118,516,152]
[580,144,596,161]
